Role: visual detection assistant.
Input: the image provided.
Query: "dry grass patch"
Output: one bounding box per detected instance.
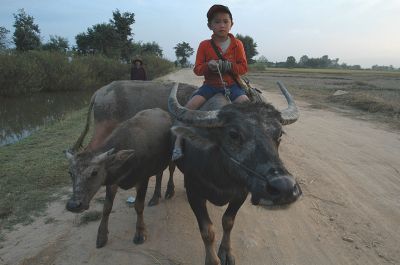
[246,68,400,128]
[79,210,102,225]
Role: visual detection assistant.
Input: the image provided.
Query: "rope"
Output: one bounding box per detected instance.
[216,64,231,103]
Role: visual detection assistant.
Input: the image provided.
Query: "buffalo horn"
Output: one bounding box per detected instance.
[91,148,115,164]
[168,83,223,127]
[276,81,299,125]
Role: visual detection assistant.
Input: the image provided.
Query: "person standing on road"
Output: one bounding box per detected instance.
[130,58,147,81]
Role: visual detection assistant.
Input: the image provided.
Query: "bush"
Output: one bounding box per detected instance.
[0,51,174,96]
[140,54,174,79]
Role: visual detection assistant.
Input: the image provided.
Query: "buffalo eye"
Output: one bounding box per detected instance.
[91,170,98,177]
[228,130,241,141]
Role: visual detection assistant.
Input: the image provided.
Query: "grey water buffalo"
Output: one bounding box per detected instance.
[70,80,197,205]
[65,108,172,247]
[169,82,302,265]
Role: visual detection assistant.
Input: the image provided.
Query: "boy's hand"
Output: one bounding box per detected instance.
[208,60,219,72]
[218,60,232,73]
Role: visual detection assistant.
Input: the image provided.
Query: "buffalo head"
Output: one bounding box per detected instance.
[64,148,135,212]
[169,82,302,205]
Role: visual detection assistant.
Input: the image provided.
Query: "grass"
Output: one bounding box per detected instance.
[95,197,105,204]
[44,217,57,224]
[79,210,102,225]
[0,108,88,229]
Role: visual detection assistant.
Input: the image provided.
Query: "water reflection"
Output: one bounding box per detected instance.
[0,90,95,146]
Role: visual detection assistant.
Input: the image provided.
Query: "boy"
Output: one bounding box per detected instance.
[172,4,249,160]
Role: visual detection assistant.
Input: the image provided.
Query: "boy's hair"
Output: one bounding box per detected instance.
[207,4,232,22]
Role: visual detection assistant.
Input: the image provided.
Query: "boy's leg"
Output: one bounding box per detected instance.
[233,94,250,103]
[230,84,250,103]
[185,95,207,110]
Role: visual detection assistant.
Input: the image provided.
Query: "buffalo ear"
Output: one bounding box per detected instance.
[64,149,74,161]
[171,126,215,150]
[115,150,135,162]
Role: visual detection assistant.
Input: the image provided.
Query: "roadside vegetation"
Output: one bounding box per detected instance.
[0,108,88,229]
[0,51,174,96]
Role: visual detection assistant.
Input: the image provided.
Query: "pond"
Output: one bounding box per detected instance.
[0,90,95,147]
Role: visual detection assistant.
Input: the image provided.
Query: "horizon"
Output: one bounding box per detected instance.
[1,0,399,68]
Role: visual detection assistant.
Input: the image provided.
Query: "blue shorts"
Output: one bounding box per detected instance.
[192,84,246,102]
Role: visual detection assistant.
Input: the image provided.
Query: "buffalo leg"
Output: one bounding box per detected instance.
[218,193,247,265]
[187,191,220,265]
[133,177,149,244]
[165,162,176,199]
[96,185,118,248]
[148,172,162,206]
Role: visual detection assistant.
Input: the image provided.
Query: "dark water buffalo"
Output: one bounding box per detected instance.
[169,82,302,265]
[70,80,197,205]
[65,108,172,247]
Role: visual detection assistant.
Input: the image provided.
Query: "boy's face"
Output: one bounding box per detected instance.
[208,12,233,39]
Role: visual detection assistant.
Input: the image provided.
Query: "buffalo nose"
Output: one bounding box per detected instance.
[66,199,82,212]
[267,175,301,204]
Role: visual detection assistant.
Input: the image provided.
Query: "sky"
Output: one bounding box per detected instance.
[1,0,399,68]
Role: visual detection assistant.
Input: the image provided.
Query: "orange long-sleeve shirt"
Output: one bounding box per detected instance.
[193,33,248,88]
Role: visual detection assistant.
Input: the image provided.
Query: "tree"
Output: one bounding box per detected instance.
[141,42,163,57]
[257,55,269,64]
[76,23,122,58]
[235,34,258,63]
[298,55,309,67]
[110,10,135,41]
[110,9,135,60]
[13,9,41,51]
[75,10,135,60]
[286,56,297,68]
[42,35,69,52]
[0,26,10,50]
[320,55,331,68]
[130,41,163,57]
[174,42,194,67]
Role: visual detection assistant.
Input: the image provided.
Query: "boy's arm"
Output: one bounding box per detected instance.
[231,40,248,75]
[193,42,209,76]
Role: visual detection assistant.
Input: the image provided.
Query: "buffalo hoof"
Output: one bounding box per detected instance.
[96,233,108,248]
[165,185,175,199]
[148,195,160,207]
[133,232,147,245]
[218,248,235,265]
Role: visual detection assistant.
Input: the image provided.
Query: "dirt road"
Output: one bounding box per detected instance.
[1,69,399,265]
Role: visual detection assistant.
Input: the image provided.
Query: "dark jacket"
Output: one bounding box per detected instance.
[130,66,147,80]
